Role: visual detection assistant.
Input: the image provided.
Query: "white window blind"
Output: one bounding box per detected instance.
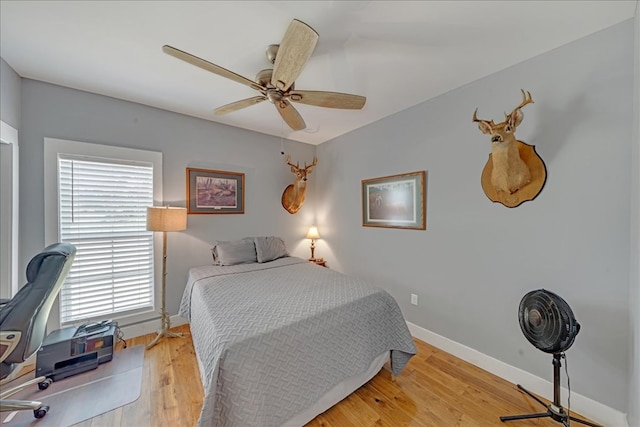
[58,155,154,323]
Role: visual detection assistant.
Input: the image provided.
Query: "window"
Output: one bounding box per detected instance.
[58,156,154,323]
[45,139,162,328]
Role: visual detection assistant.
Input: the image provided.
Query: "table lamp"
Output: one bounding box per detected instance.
[306,225,320,261]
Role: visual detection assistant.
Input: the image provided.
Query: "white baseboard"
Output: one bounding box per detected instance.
[118,315,188,343]
[407,322,629,427]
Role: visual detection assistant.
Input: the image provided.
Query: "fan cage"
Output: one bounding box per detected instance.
[518,289,580,354]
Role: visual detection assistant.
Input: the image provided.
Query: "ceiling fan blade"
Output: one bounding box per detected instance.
[163,45,265,92]
[275,100,306,131]
[214,96,267,115]
[289,90,366,110]
[271,20,319,92]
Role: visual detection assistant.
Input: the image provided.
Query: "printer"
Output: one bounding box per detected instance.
[36,321,117,384]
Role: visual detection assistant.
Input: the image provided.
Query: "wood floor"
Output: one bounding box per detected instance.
[70,324,594,427]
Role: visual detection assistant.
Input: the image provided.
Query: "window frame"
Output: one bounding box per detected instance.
[0,120,19,300]
[44,138,163,329]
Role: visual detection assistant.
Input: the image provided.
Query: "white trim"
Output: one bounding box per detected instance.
[407,321,629,427]
[0,120,19,300]
[0,121,18,144]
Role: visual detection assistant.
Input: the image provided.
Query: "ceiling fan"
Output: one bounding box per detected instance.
[162,19,366,131]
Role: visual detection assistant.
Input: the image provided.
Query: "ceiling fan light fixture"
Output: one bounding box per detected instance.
[266,44,279,64]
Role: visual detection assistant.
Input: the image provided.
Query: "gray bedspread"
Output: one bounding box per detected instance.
[179,256,417,427]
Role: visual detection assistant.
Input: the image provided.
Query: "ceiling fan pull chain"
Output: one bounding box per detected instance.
[280,119,285,155]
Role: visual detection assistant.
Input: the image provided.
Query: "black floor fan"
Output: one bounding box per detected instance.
[500,289,603,427]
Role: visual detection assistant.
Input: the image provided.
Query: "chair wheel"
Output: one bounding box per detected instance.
[38,378,52,390]
[34,406,49,419]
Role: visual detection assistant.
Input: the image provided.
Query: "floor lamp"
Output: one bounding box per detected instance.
[146,206,187,349]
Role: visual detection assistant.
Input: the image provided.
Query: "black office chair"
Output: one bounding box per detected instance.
[0,242,76,419]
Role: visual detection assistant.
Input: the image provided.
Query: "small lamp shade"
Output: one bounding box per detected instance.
[147,206,187,232]
[306,226,320,240]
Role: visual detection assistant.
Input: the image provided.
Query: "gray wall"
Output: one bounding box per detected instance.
[0,57,21,128]
[18,79,317,319]
[316,20,634,413]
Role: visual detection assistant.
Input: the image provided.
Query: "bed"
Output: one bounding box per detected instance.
[179,238,417,427]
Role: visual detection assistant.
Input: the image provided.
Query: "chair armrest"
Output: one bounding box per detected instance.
[0,330,22,365]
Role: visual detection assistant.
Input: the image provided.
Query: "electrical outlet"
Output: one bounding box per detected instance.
[411,293,418,306]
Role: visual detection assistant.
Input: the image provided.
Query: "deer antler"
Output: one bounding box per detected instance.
[510,89,534,116]
[304,156,318,170]
[472,108,494,126]
[284,154,300,170]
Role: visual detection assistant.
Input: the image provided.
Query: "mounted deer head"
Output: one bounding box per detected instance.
[281,155,317,214]
[473,89,547,207]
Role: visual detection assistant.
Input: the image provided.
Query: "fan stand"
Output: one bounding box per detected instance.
[500,354,602,427]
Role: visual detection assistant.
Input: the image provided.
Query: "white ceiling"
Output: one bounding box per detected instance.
[0,1,636,145]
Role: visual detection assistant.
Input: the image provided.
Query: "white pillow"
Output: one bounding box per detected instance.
[254,236,288,263]
[211,238,257,266]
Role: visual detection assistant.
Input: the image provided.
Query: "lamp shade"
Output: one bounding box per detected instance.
[147,206,187,232]
[306,226,320,240]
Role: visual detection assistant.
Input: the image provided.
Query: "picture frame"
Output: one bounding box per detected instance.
[361,171,426,230]
[186,167,244,214]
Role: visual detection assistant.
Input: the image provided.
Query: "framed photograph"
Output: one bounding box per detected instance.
[186,167,244,214]
[362,171,426,230]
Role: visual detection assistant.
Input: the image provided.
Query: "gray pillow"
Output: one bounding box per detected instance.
[211,238,257,266]
[254,236,288,263]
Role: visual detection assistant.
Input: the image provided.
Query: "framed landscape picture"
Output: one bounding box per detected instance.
[186,167,244,214]
[361,171,426,230]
